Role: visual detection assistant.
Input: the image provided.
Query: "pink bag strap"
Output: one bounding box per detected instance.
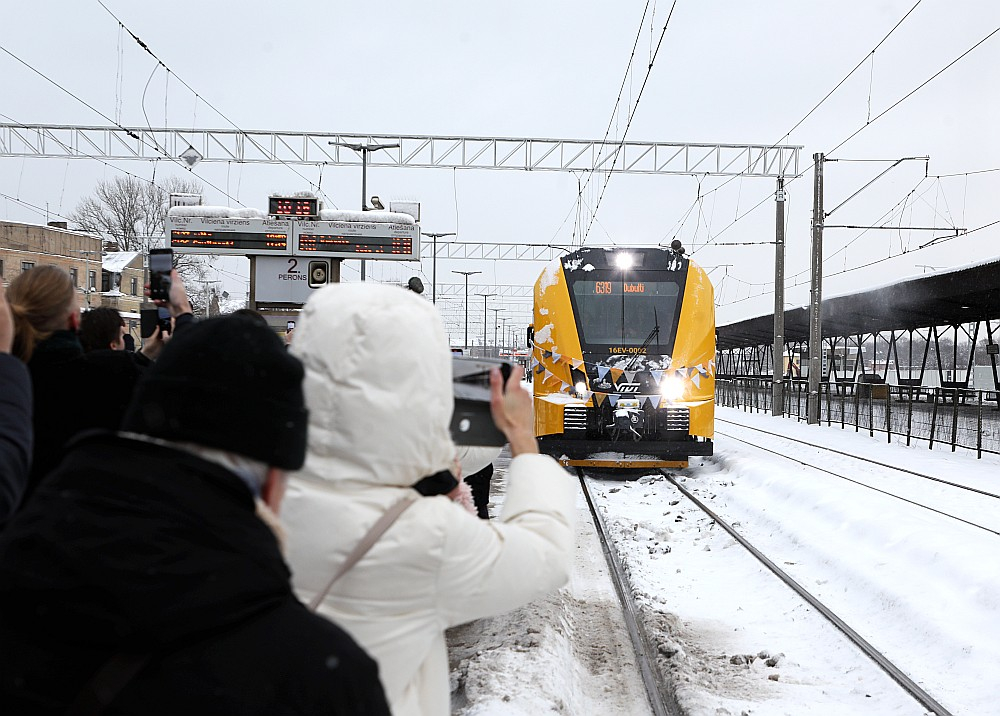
[308,493,418,612]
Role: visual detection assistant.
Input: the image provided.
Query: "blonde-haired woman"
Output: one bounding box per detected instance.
[6,265,191,499]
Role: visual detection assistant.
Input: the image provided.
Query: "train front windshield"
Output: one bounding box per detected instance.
[570,277,682,352]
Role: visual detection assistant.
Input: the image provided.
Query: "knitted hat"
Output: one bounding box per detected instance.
[122,315,308,469]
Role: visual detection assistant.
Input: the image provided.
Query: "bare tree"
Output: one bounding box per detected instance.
[71,175,217,289]
[71,176,203,253]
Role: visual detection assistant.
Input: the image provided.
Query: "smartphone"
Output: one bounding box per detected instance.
[148,248,173,301]
[450,356,515,446]
[286,320,296,331]
[140,307,171,338]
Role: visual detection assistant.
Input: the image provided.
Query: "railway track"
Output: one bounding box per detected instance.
[576,468,683,716]
[718,417,1000,500]
[653,467,955,716]
[579,455,960,715]
[715,419,1000,537]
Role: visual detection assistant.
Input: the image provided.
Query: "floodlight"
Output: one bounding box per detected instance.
[615,252,634,270]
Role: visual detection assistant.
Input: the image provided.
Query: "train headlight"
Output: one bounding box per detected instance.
[575,381,587,394]
[659,375,686,402]
[615,252,634,270]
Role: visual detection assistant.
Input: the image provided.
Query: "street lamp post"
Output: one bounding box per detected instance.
[452,270,481,351]
[489,307,505,356]
[423,231,456,304]
[479,293,497,357]
[328,140,400,282]
[499,316,510,355]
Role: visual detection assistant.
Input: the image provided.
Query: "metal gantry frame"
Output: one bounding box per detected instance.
[1,122,804,353]
[433,283,533,299]
[422,241,569,262]
[0,124,802,177]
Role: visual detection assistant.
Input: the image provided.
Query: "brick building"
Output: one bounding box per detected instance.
[0,220,147,342]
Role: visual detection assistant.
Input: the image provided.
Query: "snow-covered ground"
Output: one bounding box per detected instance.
[449,406,1000,715]
[448,451,652,715]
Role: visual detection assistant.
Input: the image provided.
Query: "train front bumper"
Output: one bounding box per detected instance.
[538,436,713,468]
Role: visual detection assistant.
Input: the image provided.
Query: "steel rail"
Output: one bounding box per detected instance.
[658,469,955,716]
[576,469,681,716]
[715,429,1000,537]
[716,417,1000,499]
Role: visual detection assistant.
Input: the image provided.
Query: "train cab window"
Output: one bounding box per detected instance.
[571,279,681,352]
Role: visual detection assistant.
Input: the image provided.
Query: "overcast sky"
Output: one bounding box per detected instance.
[2,1,999,339]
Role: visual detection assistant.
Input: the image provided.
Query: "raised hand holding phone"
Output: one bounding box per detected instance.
[148,248,173,302]
[489,364,539,457]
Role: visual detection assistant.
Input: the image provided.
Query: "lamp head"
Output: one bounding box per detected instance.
[406,277,424,294]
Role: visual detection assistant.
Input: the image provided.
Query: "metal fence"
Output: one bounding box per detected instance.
[716,377,1000,458]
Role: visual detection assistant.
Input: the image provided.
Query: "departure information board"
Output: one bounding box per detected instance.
[167,217,292,255]
[295,221,419,260]
[166,215,419,260]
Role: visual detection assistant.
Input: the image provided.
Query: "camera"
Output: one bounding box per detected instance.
[148,248,173,301]
[140,307,171,338]
[286,320,296,332]
[450,356,514,447]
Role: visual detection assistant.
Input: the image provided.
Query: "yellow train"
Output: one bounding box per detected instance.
[530,242,715,468]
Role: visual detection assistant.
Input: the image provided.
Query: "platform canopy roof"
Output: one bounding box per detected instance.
[716,257,1000,351]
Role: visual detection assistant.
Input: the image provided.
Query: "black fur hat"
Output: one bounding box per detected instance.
[122,315,308,469]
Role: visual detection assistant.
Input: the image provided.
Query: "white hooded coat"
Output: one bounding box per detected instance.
[283,283,576,716]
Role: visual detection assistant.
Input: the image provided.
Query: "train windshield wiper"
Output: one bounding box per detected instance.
[626,308,659,370]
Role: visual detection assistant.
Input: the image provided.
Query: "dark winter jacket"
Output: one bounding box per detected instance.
[24,330,143,491]
[0,432,391,716]
[23,314,193,498]
[0,353,32,520]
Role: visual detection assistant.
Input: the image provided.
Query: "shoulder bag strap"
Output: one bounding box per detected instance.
[308,493,418,612]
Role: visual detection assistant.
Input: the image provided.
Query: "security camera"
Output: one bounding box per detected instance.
[370,195,385,210]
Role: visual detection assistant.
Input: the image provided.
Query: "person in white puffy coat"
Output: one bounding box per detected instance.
[283,283,577,716]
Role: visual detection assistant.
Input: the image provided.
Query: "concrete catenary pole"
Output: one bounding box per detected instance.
[772,175,786,416]
[807,153,825,424]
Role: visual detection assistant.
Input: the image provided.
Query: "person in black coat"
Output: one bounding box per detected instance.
[0,315,390,715]
[0,283,31,520]
[6,265,189,497]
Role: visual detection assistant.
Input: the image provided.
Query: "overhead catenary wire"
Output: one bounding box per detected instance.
[0,45,242,207]
[574,0,652,242]
[704,17,1000,299]
[826,24,1000,157]
[716,216,998,309]
[932,166,1000,178]
[0,191,74,224]
[716,178,942,306]
[664,0,926,251]
[96,0,338,209]
[582,0,679,244]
